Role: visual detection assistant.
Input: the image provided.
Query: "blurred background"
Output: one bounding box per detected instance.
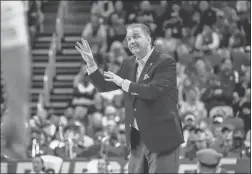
[1,0,251,173]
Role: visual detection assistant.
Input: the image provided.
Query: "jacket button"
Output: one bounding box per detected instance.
[134,108,136,111]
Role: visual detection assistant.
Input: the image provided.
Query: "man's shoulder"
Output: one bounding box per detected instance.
[157,52,176,65]
[122,55,135,65]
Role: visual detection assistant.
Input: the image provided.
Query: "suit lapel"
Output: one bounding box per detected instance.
[127,57,138,106]
[138,49,159,83]
[128,57,138,82]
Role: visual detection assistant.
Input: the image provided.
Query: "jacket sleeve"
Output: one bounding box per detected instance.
[128,56,176,100]
[87,61,126,92]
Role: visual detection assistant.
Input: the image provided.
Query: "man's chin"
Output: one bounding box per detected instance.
[130,48,140,55]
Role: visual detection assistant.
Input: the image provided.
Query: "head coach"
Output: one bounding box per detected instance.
[75,23,184,173]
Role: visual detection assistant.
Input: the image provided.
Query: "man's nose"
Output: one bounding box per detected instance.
[128,39,135,45]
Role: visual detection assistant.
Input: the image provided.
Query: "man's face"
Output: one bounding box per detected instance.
[98,159,107,173]
[126,27,150,57]
[222,130,233,147]
[91,15,99,28]
[195,59,206,74]
[32,157,44,173]
[222,59,232,71]
[195,132,207,149]
[111,13,120,24]
[199,1,209,12]
[115,0,123,11]
[202,25,211,35]
[186,89,198,103]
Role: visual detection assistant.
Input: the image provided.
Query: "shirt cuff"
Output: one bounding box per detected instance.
[121,79,131,92]
[86,65,98,75]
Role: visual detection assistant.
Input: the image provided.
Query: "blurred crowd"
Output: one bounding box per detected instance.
[24,0,45,43]
[1,0,250,161]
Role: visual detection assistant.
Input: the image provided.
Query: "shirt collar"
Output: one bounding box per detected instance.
[136,47,154,65]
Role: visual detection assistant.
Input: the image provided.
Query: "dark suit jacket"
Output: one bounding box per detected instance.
[87,49,184,153]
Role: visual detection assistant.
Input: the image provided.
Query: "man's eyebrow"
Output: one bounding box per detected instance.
[126,33,139,38]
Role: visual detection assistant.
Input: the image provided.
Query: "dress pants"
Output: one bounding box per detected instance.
[128,127,180,173]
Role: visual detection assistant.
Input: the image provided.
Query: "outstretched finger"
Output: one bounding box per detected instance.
[75,46,82,53]
[75,46,89,57]
[76,41,85,50]
[104,71,114,75]
[104,74,113,79]
[85,40,92,53]
[105,78,114,82]
[81,38,88,52]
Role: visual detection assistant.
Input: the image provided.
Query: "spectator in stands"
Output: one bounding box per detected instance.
[151,0,168,34]
[63,121,94,158]
[86,112,104,139]
[198,1,217,26]
[156,22,181,57]
[176,63,187,102]
[180,87,207,121]
[180,1,196,28]
[82,13,107,59]
[102,120,126,156]
[88,93,104,115]
[198,119,214,143]
[123,1,139,24]
[31,155,45,173]
[107,12,127,51]
[184,129,211,160]
[228,24,246,49]
[162,3,183,40]
[195,148,228,173]
[61,107,74,125]
[243,130,250,158]
[217,58,238,92]
[73,106,88,126]
[215,11,233,48]
[104,105,118,123]
[137,1,158,38]
[236,1,251,46]
[237,96,251,133]
[27,0,44,40]
[234,65,250,99]
[72,64,96,108]
[226,128,246,158]
[180,112,197,148]
[210,124,234,156]
[195,24,220,54]
[106,41,128,72]
[189,10,202,37]
[113,0,126,23]
[91,1,114,21]
[185,58,214,92]
[201,80,234,112]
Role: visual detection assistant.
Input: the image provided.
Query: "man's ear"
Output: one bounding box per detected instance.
[148,36,152,45]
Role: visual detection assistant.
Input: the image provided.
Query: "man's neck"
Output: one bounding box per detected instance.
[136,46,152,60]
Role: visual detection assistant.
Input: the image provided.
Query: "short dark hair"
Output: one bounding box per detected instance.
[34,155,45,171]
[126,23,151,38]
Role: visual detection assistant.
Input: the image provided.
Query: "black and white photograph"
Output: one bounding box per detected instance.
[1,0,251,173]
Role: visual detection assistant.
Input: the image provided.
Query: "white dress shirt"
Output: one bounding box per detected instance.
[123,47,154,130]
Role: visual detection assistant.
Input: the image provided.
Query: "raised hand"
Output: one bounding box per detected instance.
[104,71,124,86]
[75,38,96,67]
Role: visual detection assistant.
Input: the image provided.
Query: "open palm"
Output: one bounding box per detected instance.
[75,38,96,66]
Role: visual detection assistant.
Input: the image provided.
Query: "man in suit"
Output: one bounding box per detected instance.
[75,23,184,173]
